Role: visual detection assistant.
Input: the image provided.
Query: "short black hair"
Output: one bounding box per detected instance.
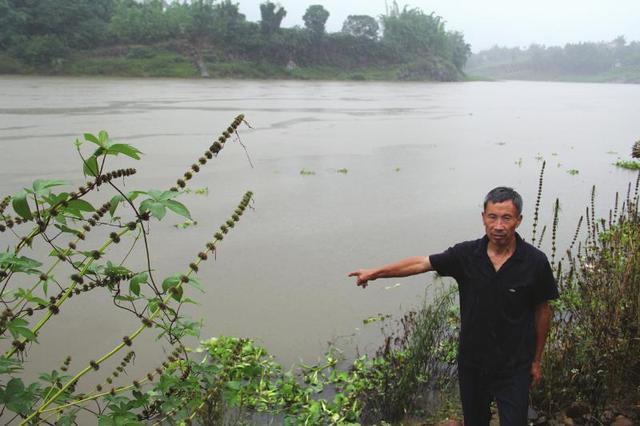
[484,187,523,216]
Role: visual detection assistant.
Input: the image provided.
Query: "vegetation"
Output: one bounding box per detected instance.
[466,37,640,83]
[615,160,640,170]
[0,0,471,81]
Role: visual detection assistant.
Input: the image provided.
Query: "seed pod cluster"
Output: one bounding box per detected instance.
[0,215,31,232]
[12,339,26,352]
[171,114,245,191]
[105,351,135,383]
[95,168,137,187]
[531,161,546,246]
[60,355,72,372]
[0,195,10,215]
[194,191,253,270]
[0,309,14,332]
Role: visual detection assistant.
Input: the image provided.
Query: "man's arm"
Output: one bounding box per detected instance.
[348,256,433,288]
[531,301,552,386]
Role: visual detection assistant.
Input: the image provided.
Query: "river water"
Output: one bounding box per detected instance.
[1,76,639,379]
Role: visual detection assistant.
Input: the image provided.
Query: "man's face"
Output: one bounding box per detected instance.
[482,200,522,247]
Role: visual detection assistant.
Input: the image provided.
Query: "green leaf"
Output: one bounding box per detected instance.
[98,130,110,146]
[109,195,124,217]
[0,252,42,274]
[83,155,100,177]
[162,276,180,293]
[32,179,68,195]
[84,133,101,146]
[54,224,82,236]
[162,275,182,302]
[104,261,131,277]
[164,200,191,219]
[140,200,166,220]
[67,199,95,212]
[187,276,204,293]
[12,190,32,220]
[7,318,38,342]
[107,144,142,160]
[129,272,148,296]
[0,357,22,374]
[227,380,242,390]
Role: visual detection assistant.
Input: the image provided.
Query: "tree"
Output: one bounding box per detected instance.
[259,1,286,36]
[303,4,329,36]
[109,0,170,43]
[0,0,25,49]
[381,6,448,58]
[445,30,471,71]
[341,15,378,40]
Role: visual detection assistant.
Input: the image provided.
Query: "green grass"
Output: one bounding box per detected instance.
[0,54,32,74]
[64,48,197,77]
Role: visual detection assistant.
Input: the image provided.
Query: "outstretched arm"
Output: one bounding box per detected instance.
[348,256,433,288]
[531,301,552,387]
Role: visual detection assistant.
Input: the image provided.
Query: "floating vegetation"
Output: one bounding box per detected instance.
[174,220,198,229]
[337,168,348,174]
[567,169,579,175]
[515,158,523,167]
[495,142,506,146]
[606,151,618,155]
[534,154,544,161]
[394,167,401,172]
[615,160,640,170]
[182,187,209,196]
[363,314,391,325]
[551,152,558,156]
[299,168,315,176]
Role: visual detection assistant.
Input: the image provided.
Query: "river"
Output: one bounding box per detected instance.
[0,76,638,379]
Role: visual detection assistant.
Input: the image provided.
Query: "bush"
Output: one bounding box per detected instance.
[12,35,67,65]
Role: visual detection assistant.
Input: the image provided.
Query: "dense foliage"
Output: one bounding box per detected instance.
[466,37,640,83]
[0,0,471,81]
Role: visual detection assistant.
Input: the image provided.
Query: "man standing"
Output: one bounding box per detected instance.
[348,187,558,425]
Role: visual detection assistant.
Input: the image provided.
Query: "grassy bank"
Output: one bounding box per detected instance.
[0,46,419,81]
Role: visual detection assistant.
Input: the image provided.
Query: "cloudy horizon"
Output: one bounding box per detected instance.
[234,0,640,52]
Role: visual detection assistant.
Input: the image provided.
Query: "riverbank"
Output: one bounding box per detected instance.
[0,45,464,82]
[463,64,640,84]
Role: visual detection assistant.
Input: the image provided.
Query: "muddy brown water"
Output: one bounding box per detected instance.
[1,77,639,390]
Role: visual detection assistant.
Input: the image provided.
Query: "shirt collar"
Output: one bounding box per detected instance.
[474,232,526,261]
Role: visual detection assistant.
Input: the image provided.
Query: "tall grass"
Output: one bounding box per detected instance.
[532,175,640,417]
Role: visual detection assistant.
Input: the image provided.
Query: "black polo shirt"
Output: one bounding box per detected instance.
[429,233,558,373]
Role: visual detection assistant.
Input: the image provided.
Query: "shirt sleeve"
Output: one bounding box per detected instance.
[532,254,559,305]
[429,245,461,279]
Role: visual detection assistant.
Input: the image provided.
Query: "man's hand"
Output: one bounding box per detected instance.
[348,269,377,289]
[530,360,542,387]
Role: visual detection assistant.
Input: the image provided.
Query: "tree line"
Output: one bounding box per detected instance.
[467,36,640,80]
[0,0,471,80]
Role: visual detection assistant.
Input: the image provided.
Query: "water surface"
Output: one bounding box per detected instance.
[1,77,638,377]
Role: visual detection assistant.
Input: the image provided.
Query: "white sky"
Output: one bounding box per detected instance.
[236,0,640,52]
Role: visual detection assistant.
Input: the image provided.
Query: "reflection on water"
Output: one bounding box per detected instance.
[1,77,639,377]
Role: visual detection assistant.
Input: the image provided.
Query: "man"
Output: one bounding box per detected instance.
[348,187,558,425]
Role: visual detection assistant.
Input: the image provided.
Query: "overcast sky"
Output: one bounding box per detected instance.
[236,0,640,52]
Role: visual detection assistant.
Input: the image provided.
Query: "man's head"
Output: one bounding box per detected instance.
[482,187,523,248]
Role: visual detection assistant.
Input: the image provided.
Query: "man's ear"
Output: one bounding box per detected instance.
[516,215,523,227]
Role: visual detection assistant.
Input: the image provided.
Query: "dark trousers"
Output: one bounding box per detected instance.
[458,364,531,426]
